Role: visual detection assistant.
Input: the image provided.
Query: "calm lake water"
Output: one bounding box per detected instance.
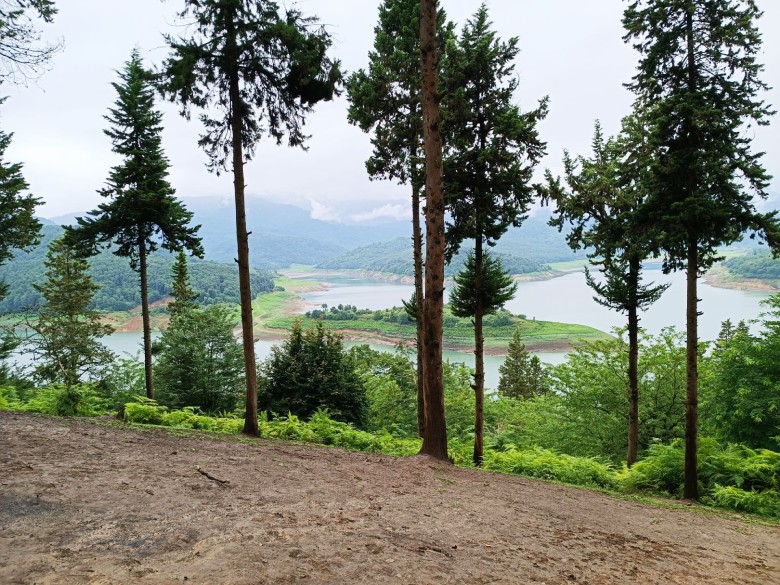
[9,269,773,391]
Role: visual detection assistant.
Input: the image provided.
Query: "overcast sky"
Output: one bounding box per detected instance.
[4,0,779,221]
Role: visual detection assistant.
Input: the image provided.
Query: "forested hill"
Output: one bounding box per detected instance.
[0,225,274,313]
[724,250,780,280]
[52,197,412,270]
[318,238,552,277]
[50,198,581,271]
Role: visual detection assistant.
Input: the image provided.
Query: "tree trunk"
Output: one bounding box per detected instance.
[419,0,448,461]
[683,5,699,500]
[684,240,699,499]
[412,182,426,438]
[138,241,153,399]
[473,236,485,467]
[627,257,640,467]
[226,15,259,437]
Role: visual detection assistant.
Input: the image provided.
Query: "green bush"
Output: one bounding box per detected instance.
[20,384,105,417]
[708,486,780,519]
[484,445,617,489]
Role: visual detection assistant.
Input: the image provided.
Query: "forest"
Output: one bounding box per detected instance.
[1,2,780,581]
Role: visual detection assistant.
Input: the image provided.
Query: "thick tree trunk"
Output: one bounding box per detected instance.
[684,241,699,499]
[226,32,259,437]
[138,242,153,399]
[473,236,484,467]
[412,182,426,438]
[627,258,640,467]
[419,0,448,461]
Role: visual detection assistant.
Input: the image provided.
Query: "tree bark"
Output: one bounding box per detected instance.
[683,5,699,500]
[473,236,484,467]
[138,240,153,399]
[419,0,448,461]
[684,240,699,499]
[412,182,426,438]
[226,13,259,438]
[627,257,640,467]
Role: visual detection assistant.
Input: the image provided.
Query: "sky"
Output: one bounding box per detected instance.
[3,0,779,222]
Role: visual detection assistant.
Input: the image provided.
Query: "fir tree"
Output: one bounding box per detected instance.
[442,4,547,465]
[348,0,453,439]
[0,0,60,82]
[498,329,549,400]
[419,0,449,461]
[546,119,668,466]
[168,250,198,320]
[25,237,114,387]
[624,0,780,498]
[158,0,341,437]
[67,50,202,400]
[0,101,40,300]
[450,249,517,464]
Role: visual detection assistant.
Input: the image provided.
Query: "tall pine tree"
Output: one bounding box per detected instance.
[546,119,668,466]
[168,250,198,320]
[442,4,547,466]
[419,0,449,461]
[67,50,202,400]
[624,0,780,498]
[158,0,341,437]
[347,0,453,438]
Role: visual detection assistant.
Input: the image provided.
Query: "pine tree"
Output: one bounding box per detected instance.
[158,0,341,437]
[624,0,780,498]
[168,250,198,320]
[0,0,60,82]
[419,0,449,461]
[25,237,114,387]
[260,321,368,427]
[450,249,517,464]
[67,50,202,401]
[498,329,549,400]
[348,0,453,439]
[441,4,547,465]
[0,102,40,300]
[546,120,668,466]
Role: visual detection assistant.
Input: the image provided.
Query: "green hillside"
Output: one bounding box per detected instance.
[0,225,275,313]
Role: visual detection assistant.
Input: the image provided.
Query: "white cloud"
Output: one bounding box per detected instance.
[308,199,342,222]
[349,203,409,223]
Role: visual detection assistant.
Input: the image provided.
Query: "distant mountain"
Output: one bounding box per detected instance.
[50,197,412,270]
[43,197,584,270]
[0,225,275,314]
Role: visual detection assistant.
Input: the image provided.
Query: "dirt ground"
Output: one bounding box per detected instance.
[1,412,778,585]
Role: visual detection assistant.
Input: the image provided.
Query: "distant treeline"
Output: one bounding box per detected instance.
[318,237,551,277]
[0,225,275,313]
[724,251,780,280]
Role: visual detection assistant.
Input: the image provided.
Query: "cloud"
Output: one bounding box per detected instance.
[308,199,342,223]
[349,203,409,223]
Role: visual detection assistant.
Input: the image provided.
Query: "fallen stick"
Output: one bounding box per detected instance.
[195,466,230,486]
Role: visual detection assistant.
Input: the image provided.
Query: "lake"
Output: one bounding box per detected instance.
[8,269,773,391]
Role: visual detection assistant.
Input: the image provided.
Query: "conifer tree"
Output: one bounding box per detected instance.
[546,120,668,466]
[168,250,198,320]
[624,0,780,498]
[450,250,517,464]
[0,0,60,82]
[67,50,202,400]
[498,329,549,400]
[419,0,449,461]
[348,0,453,439]
[158,0,341,437]
[0,102,40,300]
[442,4,547,465]
[25,237,114,387]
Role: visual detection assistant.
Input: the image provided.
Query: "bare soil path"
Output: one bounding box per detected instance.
[1,412,778,584]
